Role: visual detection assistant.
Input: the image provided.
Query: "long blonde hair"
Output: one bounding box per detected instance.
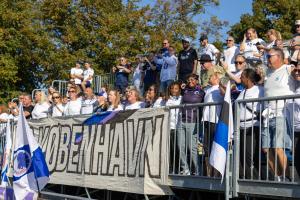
[109,90,121,109]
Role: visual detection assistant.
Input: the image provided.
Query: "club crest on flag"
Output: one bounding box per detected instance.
[13,148,32,178]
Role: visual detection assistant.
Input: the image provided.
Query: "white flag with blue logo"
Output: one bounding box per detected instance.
[209,81,233,181]
[1,120,12,186]
[13,105,49,200]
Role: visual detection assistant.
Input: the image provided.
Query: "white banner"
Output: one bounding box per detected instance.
[28,108,172,195]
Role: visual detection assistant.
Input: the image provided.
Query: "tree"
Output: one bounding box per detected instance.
[229,0,300,43]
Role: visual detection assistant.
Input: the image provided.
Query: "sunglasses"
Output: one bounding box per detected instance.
[68,90,76,93]
[234,61,244,65]
[266,54,277,59]
[163,43,168,45]
[294,69,300,73]
[52,96,60,99]
[226,39,233,42]
[296,25,300,28]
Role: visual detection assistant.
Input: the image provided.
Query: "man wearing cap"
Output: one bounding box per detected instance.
[178,37,198,81]
[199,34,220,65]
[199,54,225,89]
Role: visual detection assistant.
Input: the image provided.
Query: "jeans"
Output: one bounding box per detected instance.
[159,80,174,93]
[177,122,198,174]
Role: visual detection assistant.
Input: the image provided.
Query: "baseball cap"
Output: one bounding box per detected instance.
[199,54,213,62]
[199,34,208,41]
[182,37,191,43]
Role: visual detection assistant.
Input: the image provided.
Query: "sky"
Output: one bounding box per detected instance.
[140,0,253,42]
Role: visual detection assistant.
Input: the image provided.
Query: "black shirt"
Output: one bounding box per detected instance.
[178,47,198,76]
[23,105,34,119]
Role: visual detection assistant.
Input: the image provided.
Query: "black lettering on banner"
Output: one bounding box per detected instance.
[45,125,60,173]
[127,119,144,177]
[107,123,125,176]
[39,126,50,151]
[67,124,82,173]
[92,124,109,175]
[56,124,71,172]
[78,124,96,174]
[146,115,164,178]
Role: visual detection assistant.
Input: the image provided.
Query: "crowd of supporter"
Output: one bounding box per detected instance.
[0,20,300,180]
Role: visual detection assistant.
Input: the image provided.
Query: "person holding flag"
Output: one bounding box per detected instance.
[209,80,234,180]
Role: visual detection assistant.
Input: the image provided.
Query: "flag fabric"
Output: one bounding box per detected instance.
[12,105,49,200]
[1,121,12,186]
[83,110,136,125]
[209,81,233,181]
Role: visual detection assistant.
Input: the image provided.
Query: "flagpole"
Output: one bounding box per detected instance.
[7,120,15,187]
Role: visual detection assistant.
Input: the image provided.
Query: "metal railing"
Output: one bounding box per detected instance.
[1,94,300,199]
[232,94,300,199]
[51,80,69,97]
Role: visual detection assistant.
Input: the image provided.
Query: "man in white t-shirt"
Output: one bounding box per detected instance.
[262,47,296,181]
[81,62,94,91]
[223,36,239,72]
[199,34,220,65]
[70,62,83,86]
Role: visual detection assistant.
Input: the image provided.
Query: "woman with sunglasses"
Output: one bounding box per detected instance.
[64,86,81,116]
[222,54,247,91]
[48,92,64,117]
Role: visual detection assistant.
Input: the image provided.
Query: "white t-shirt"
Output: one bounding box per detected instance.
[242,38,265,59]
[0,113,10,122]
[199,44,220,64]
[71,67,83,84]
[125,101,144,110]
[64,99,82,116]
[32,102,50,119]
[223,46,239,72]
[236,85,264,128]
[264,64,296,116]
[81,97,97,114]
[166,96,182,129]
[51,104,65,117]
[83,68,94,83]
[132,64,142,89]
[107,104,124,111]
[160,55,178,82]
[202,85,223,123]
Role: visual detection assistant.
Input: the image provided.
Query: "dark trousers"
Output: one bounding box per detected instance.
[240,126,260,179]
[294,133,300,181]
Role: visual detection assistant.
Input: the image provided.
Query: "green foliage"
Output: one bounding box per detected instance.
[229,0,300,42]
[0,0,220,103]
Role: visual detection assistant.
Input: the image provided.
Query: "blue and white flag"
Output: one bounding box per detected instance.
[1,121,12,186]
[209,81,233,181]
[12,105,49,200]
